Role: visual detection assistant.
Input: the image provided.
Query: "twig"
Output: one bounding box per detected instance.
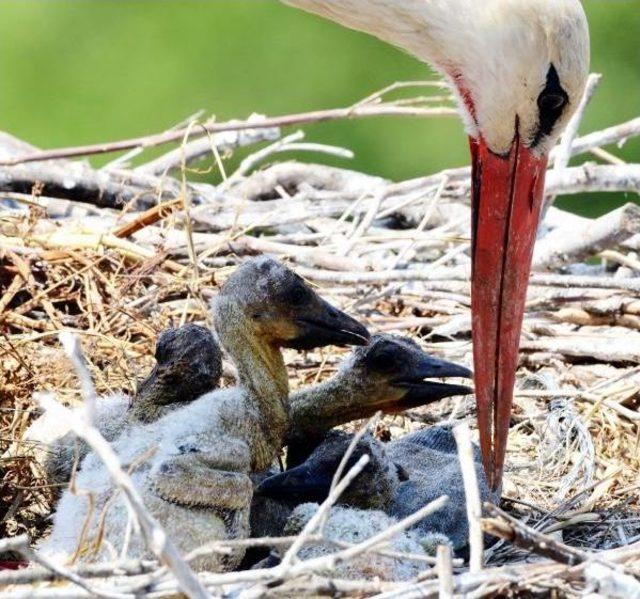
[482,503,588,565]
[545,163,640,196]
[111,199,182,238]
[562,116,640,159]
[437,544,454,599]
[0,102,455,166]
[553,74,602,170]
[319,412,381,533]
[389,174,448,268]
[228,131,304,185]
[545,69,601,213]
[454,423,483,573]
[0,161,178,210]
[0,535,128,599]
[533,202,640,269]
[600,249,640,272]
[0,559,156,586]
[136,119,281,175]
[58,332,98,421]
[293,265,640,292]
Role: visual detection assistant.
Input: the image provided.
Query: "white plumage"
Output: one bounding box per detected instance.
[284,0,589,154]
[5,393,131,485]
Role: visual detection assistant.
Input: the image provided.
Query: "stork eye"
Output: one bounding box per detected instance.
[538,93,566,112]
[531,64,569,147]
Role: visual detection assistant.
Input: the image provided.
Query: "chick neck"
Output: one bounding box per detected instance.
[217,304,290,446]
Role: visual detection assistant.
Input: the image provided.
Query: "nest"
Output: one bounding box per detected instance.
[1,79,640,597]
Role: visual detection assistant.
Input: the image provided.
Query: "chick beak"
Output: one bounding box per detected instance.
[255,464,331,503]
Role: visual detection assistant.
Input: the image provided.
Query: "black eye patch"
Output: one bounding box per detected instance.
[531,64,569,147]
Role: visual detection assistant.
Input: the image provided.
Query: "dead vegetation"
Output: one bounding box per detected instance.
[1,79,640,597]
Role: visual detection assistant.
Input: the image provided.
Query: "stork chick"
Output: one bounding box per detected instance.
[257,426,494,552]
[253,334,475,547]
[8,324,222,488]
[286,333,472,467]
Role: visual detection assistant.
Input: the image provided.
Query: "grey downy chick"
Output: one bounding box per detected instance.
[10,323,222,488]
[256,425,494,552]
[286,333,472,467]
[251,331,471,559]
[388,425,496,551]
[252,334,473,543]
[39,257,369,571]
[248,428,401,557]
[130,323,223,424]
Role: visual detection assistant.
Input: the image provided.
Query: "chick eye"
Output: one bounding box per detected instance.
[367,350,397,373]
[538,92,566,113]
[287,285,307,306]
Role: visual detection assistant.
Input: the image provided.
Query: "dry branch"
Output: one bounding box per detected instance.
[483,503,588,565]
[135,118,281,175]
[0,102,456,166]
[533,203,640,269]
[454,423,483,573]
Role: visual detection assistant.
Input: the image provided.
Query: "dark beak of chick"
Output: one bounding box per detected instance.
[289,299,370,350]
[255,464,332,503]
[392,354,473,408]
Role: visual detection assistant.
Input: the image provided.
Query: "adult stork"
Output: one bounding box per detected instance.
[282,0,590,490]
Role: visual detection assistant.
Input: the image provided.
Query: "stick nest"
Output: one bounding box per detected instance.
[1,80,639,596]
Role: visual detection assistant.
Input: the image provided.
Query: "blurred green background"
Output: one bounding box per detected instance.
[1,0,638,216]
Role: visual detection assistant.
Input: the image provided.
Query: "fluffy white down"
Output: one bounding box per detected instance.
[22,393,130,447]
[284,0,589,154]
[284,503,433,581]
[38,388,244,570]
[5,393,131,480]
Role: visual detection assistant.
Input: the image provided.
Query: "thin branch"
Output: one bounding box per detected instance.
[533,202,640,269]
[318,412,381,533]
[454,423,484,573]
[1,535,128,599]
[554,74,602,171]
[482,503,590,565]
[136,119,281,175]
[437,544,454,599]
[0,103,455,166]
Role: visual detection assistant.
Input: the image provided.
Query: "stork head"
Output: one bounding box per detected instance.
[283,0,590,491]
[447,0,590,156]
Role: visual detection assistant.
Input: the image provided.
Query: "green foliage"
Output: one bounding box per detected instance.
[1,0,638,216]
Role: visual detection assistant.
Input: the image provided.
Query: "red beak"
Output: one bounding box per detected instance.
[469,134,548,491]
